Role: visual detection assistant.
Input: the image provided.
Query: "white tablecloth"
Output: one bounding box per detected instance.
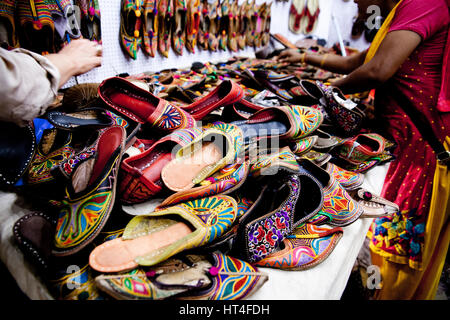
[0,164,389,300]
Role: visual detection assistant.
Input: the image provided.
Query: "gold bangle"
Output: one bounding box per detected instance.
[320,54,329,68]
[301,52,307,64]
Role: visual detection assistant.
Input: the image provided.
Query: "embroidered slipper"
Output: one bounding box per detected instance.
[142,0,158,57]
[161,122,243,192]
[172,0,186,56]
[299,150,331,167]
[74,0,101,42]
[98,77,196,132]
[252,2,265,48]
[288,0,305,34]
[349,188,399,218]
[17,0,55,54]
[226,0,238,52]
[261,1,271,47]
[249,146,299,177]
[231,168,323,263]
[298,158,364,227]
[236,0,247,50]
[245,0,255,46]
[180,79,244,120]
[119,127,203,204]
[289,79,326,106]
[232,105,323,143]
[254,223,343,270]
[185,0,200,53]
[157,0,173,58]
[52,126,126,256]
[289,135,318,156]
[323,162,364,191]
[206,0,219,51]
[177,252,268,300]
[158,159,249,207]
[197,0,208,50]
[0,0,19,47]
[89,195,238,272]
[218,0,229,51]
[336,133,386,165]
[95,254,212,300]
[119,0,143,59]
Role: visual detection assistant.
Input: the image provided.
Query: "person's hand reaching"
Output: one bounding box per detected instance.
[276,48,304,63]
[46,38,102,88]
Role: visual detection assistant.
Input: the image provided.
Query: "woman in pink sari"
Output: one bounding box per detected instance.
[278,0,449,299]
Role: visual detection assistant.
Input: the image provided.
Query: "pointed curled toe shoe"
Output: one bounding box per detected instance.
[98,77,196,132]
[289,135,318,156]
[120,0,144,59]
[52,126,126,256]
[89,195,238,272]
[298,159,364,227]
[177,252,268,300]
[142,0,158,57]
[323,162,364,191]
[254,223,343,271]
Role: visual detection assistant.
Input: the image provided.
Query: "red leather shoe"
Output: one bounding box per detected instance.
[98,77,196,132]
[119,127,203,204]
[180,80,244,120]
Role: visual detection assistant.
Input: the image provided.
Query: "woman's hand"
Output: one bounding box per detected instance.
[276,49,303,63]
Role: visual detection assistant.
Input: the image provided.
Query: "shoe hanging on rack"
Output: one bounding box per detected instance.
[236,0,246,50]
[197,0,208,51]
[0,0,19,48]
[157,0,173,58]
[172,0,186,55]
[185,0,200,53]
[218,0,229,51]
[142,0,158,57]
[288,0,305,34]
[17,0,55,54]
[261,1,271,47]
[227,0,238,52]
[74,0,102,42]
[206,0,219,51]
[245,0,255,47]
[119,0,143,59]
[304,0,320,34]
[252,1,265,48]
[47,0,81,49]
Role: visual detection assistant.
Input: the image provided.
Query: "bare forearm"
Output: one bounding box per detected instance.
[304,52,353,74]
[331,64,382,94]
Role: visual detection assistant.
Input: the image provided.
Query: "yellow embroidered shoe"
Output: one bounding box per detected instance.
[89,195,238,272]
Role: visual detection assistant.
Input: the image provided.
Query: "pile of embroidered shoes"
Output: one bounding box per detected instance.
[6,56,400,300]
[120,0,272,59]
[0,0,101,53]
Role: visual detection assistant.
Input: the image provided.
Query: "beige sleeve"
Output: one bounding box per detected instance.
[0,47,61,126]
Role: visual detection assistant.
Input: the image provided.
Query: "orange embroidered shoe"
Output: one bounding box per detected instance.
[185,0,200,53]
[172,0,186,56]
[142,0,158,57]
[206,0,219,51]
[120,0,144,59]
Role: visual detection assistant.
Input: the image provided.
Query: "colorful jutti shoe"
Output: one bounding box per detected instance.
[89,195,238,272]
[161,122,243,192]
[119,0,144,59]
[157,0,173,58]
[245,0,255,46]
[349,188,399,218]
[142,0,158,57]
[159,159,249,207]
[218,0,229,51]
[185,0,200,53]
[197,0,208,50]
[98,77,196,132]
[261,1,271,47]
[119,127,203,204]
[298,159,364,227]
[249,146,299,177]
[50,263,106,300]
[95,254,212,300]
[172,0,186,55]
[299,150,331,167]
[52,126,126,256]
[206,0,219,51]
[0,0,19,47]
[324,162,364,191]
[178,252,268,300]
[254,223,343,270]
[289,135,318,156]
[74,0,101,42]
[236,0,247,50]
[227,0,238,52]
[336,133,386,165]
[17,0,55,53]
[252,2,265,48]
